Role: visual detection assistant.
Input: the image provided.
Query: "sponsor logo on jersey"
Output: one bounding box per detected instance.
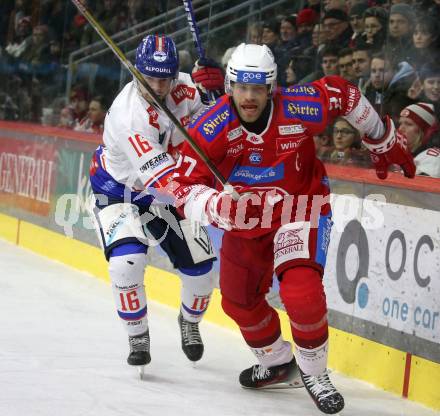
[355,104,371,125]
[140,152,169,172]
[246,134,264,144]
[227,142,244,157]
[229,163,284,185]
[227,126,243,141]
[276,136,307,155]
[278,124,305,135]
[147,105,160,130]
[171,84,196,105]
[180,114,191,127]
[249,152,262,164]
[198,104,235,142]
[274,228,305,259]
[283,100,322,122]
[236,71,266,84]
[283,84,319,97]
[345,86,360,115]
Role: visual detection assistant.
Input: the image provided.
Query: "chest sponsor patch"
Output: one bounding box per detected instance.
[229,163,284,185]
[283,100,323,122]
[198,104,235,142]
[171,84,196,105]
[139,152,169,173]
[276,136,307,155]
[227,126,243,141]
[227,142,244,157]
[283,84,320,97]
[278,124,305,135]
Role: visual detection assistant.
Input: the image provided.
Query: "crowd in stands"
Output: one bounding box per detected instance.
[0,0,439,177]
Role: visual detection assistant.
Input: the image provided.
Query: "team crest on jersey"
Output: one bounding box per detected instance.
[283,100,322,122]
[198,104,235,142]
[171,84,196,105]
[147,105,160,130]
[153,51,167,62]
[249,152,262,164]
[180,114,191,126]
[278,124,305,135]
[246,134,264,144]
[283,84,319,97]
[227,126,243,141]
[229,163,284,185]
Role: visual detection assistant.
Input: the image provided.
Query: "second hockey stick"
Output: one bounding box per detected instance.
[70,0,236,196]
[182,0,217,105]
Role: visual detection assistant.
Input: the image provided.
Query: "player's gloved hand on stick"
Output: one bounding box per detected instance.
[363,115,416,180]
[192,57,225,105]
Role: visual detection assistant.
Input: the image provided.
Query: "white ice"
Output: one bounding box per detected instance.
[0,239,439,416]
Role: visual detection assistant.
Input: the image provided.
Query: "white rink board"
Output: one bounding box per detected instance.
[325,194,440,344]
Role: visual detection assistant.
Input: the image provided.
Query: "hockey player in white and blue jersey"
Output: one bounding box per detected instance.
[89,34,225,374]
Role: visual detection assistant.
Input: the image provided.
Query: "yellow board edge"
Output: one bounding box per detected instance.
[0,213,439,411]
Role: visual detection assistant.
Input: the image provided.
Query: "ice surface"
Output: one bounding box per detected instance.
[0,239,438,416]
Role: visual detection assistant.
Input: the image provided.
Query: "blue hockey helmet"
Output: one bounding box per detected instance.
[135,34,179,79]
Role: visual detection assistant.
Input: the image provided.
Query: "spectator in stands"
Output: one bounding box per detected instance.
[416,63,440,106]
[299,45,340,84]
[246,21,263,45]
[285,58,298,87]
[74,95,107,134]
[352,45,372,93]
[338,48,356,83]
[59,85,90,129]
[20,24,50,69]
[262,19,281,54]
[314,130,334,160]
[329,117,368,165]
[293,8,318,52]
[348,1,368,47]
[409,16,440,71]
[279,15,297,46]
[322,9,353,49]
[366,52,415,120]
[4,15,31,60]
[323,0,347,13]
[385,3,416,63]
[359,6,388,52]
[6,0,32,46]
[398,102,440,177]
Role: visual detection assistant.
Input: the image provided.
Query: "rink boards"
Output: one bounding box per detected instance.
[1,121,440,411]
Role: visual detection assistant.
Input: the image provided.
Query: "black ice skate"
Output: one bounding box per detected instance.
[127,330,151,379]
[178,312,204,362]
[239,357,302,389]
[300,369,345,414]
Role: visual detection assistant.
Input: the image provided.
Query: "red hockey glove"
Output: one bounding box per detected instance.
[207,189,282,231]
[192,58,225,104]
[363,116,416,180]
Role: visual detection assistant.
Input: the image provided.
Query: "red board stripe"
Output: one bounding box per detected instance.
[402,352,412,398]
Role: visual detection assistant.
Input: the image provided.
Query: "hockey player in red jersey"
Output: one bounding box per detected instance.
[171,43,415,414]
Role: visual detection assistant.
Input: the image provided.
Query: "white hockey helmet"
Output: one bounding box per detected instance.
[225,43,277,94]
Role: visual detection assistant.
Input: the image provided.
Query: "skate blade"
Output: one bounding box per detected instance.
[137,365,145,380]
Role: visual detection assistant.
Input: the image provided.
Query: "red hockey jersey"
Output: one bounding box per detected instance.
[173,76,364,237]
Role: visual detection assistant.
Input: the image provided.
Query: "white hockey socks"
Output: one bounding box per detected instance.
[179,270,215,323]
[250,335,293,368]
[109,253,148,337]
[295,340,328,376]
